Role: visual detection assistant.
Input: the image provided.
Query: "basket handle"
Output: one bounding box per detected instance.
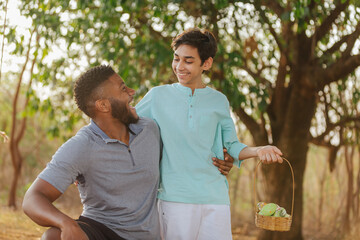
[253,157,294,217]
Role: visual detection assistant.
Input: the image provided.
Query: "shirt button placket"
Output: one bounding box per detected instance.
[189,94,194,128]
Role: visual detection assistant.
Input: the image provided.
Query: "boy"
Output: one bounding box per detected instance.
[136,29,283,239]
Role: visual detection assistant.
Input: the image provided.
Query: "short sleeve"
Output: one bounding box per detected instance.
[38,133,90,193]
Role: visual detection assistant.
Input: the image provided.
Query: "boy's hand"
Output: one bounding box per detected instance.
[212,148,234,176]
[256,145,283,164]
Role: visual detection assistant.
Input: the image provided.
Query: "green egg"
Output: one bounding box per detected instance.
[257,202,267,212]
[279,208,288,217]
[273,210,281,217]
[273,207,287,217]
[259,203,277,216]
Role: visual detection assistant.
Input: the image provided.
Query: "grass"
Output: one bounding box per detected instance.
[0,207,45,240]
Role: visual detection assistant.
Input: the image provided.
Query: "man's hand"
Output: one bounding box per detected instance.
[212,148,234,176]
[22,178,88,240]
[61,220,89,240]
[256,145,283,164]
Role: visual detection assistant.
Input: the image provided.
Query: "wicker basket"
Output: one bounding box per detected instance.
[253,158,294,231]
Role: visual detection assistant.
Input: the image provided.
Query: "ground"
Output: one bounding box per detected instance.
[0,207,45,240]
[0,207,257,240]
[4,204,357,240]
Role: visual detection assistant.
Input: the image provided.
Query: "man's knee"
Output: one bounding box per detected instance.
[41,227,61,240]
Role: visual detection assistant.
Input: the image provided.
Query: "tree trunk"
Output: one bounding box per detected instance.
[355,146,360,223]
[258,142,307,240]
[317,161,327,231]
[230,169,241,225]
[7,29,36,208]
[343,145,354,233]
[8,146,22,208]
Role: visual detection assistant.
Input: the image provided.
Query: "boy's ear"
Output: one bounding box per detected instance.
[203,57,213,70]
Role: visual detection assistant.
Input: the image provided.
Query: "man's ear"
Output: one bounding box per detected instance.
[95,99,110,113]
[203,57,213,70]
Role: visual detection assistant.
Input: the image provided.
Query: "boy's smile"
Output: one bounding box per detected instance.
[172,44,212,91]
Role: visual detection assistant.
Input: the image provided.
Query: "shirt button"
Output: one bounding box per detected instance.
[190,105,193,107]
[190,116,192,118]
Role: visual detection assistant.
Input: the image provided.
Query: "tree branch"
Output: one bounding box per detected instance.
[311,115,360,145]
[319,54,360,88]
[16,33,39,144]
[256,6,284,53]
[134,7,173,43]
[342,22,360,57]
[241,64,272,86]
[328,144,340,172]
[252,0,293,57]
[322,22,360,58]
[10,28,35,147]
[233,106,268,145]
[256,0,284,17]
[313,0,349,43]
[305,0,317,21]
[268,52,289,138]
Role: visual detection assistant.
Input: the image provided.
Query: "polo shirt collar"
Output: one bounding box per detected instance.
[89,119,143,144]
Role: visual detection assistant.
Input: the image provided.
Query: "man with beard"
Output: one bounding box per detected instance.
[22,65,161,240]
[23,65,233,240]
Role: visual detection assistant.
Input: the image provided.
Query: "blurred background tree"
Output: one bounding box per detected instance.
[1,0,360,239]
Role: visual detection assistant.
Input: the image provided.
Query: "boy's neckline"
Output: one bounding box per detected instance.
[174,83,210,95]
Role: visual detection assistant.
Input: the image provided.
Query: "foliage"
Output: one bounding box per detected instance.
[15,0,360,143]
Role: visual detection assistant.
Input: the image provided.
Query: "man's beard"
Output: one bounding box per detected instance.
[109,98,139,125]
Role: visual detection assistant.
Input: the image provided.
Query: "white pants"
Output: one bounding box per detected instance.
[158,200,232,240]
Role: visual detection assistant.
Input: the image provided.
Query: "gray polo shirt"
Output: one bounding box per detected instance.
[38,117,161,240]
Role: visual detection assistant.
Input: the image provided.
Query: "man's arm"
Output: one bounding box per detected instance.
[23,178,88,240]
[238,145,283,163]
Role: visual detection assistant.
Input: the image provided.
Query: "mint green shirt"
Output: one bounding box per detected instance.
[136,83,246,205]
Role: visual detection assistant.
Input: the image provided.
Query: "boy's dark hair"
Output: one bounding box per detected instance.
[171,28,217,64]
[74,65,115,117]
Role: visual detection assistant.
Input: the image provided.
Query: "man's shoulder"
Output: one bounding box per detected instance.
[133,117,160,140]
[49,125,94,166]
[137,117,158,129]
[63,125,93,147]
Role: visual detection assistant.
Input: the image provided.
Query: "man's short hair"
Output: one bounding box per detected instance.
[171,28,217,65]
[74,65,115,117]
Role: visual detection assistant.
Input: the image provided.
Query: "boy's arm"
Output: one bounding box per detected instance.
[219,117,247,168]
[238,145,283,163]
[23,178,88,240]
[218,99,283,165]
